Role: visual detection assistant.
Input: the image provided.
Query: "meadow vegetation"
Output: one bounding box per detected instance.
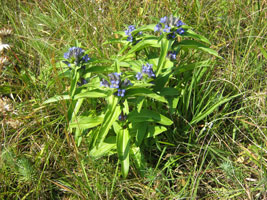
[0,0,266,199]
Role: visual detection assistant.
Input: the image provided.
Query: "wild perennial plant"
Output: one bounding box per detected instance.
[45,15,222,178]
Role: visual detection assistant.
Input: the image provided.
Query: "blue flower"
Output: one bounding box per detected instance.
[125,25,135,40]
[100,72,122,89]
[63,47,90,66]
[155,16,186,39]
[122,79,132,87]
[100,79,110,87]
[141,63,155,78]
[128,25,135,32]
[82,54,91,62]
[108,73,121,88]
[168,51,177,60]
[176,28,185,35]
[176,20,185,27]
[127,36,133,42]
[160,16,168,24]
[116,89,126,97]
[167,32,176,39]
[100,73,131,97]
[124,25,142,43]
[154,24,162,32]
[125,29,132,36]
[64,47,84,60]
[163,25,171,33]
[136,72,143,80]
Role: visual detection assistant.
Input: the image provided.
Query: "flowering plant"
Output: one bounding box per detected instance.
[45,15,221,178]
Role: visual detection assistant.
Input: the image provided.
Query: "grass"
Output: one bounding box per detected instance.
[1,0,266,199]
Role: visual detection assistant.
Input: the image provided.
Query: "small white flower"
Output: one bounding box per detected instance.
[0,28,12,36]
[0,56,9,64]
[0,44,10,52]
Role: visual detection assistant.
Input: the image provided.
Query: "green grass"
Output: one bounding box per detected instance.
[1,0,266,199]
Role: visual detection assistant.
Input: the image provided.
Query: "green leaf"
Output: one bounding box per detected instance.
[183,29,211,44]
[177,40,221,58]
[146,125,167,138]
[158,87,180,96]
[130,145,146,177]
[74,89,110,99]
[156,38,171,76]
[58,68,71,78]
[89,136,117,159]
[84,66,113,73]
[127,37,160,55]
[113,30,125,37]
[70,68,80,97]
[74,128,82,146]
[135,122,148,146]
[43,94,70,104]
[95,96,121,148]
[128,109,173,126]
[117,129,130,178]
[69,115,104,129]
[71,96,85,123]
[125,88,167,103]
[118,60,143,72]
[153,71,172,91]
[103,38,127,44]
[132,24,157,33]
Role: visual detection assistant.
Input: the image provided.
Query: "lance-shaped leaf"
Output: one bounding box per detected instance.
[131,123,168,144]
[134,122,148,146]
[183,29,211,45]
[146,125,167,138]
[128,109,173,126]
[95,96,121,148]
[69,115,104,129]
[130,145,146,177]
[89,136,117,159]
[43,94,70,104]
[125,88,167,103]
[84,65,113,73]
[131,24,157,33]
[126,37,160,55]
[158,87,180,96]
[156,38,171,76]
[117,129,130,178]
[177,40,221,58]
[74,89,110,99]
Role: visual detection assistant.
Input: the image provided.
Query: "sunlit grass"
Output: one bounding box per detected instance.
[0,0,266,199]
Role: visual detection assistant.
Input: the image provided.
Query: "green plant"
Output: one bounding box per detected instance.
[44,14,227,178]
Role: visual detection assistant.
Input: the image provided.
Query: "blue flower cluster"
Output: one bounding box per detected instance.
[125,25,136,42]
[125,25,142,43]
[63,47,90,66]
[154,16,185,39]
[100,73,132,97]
[136,63,156,80]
